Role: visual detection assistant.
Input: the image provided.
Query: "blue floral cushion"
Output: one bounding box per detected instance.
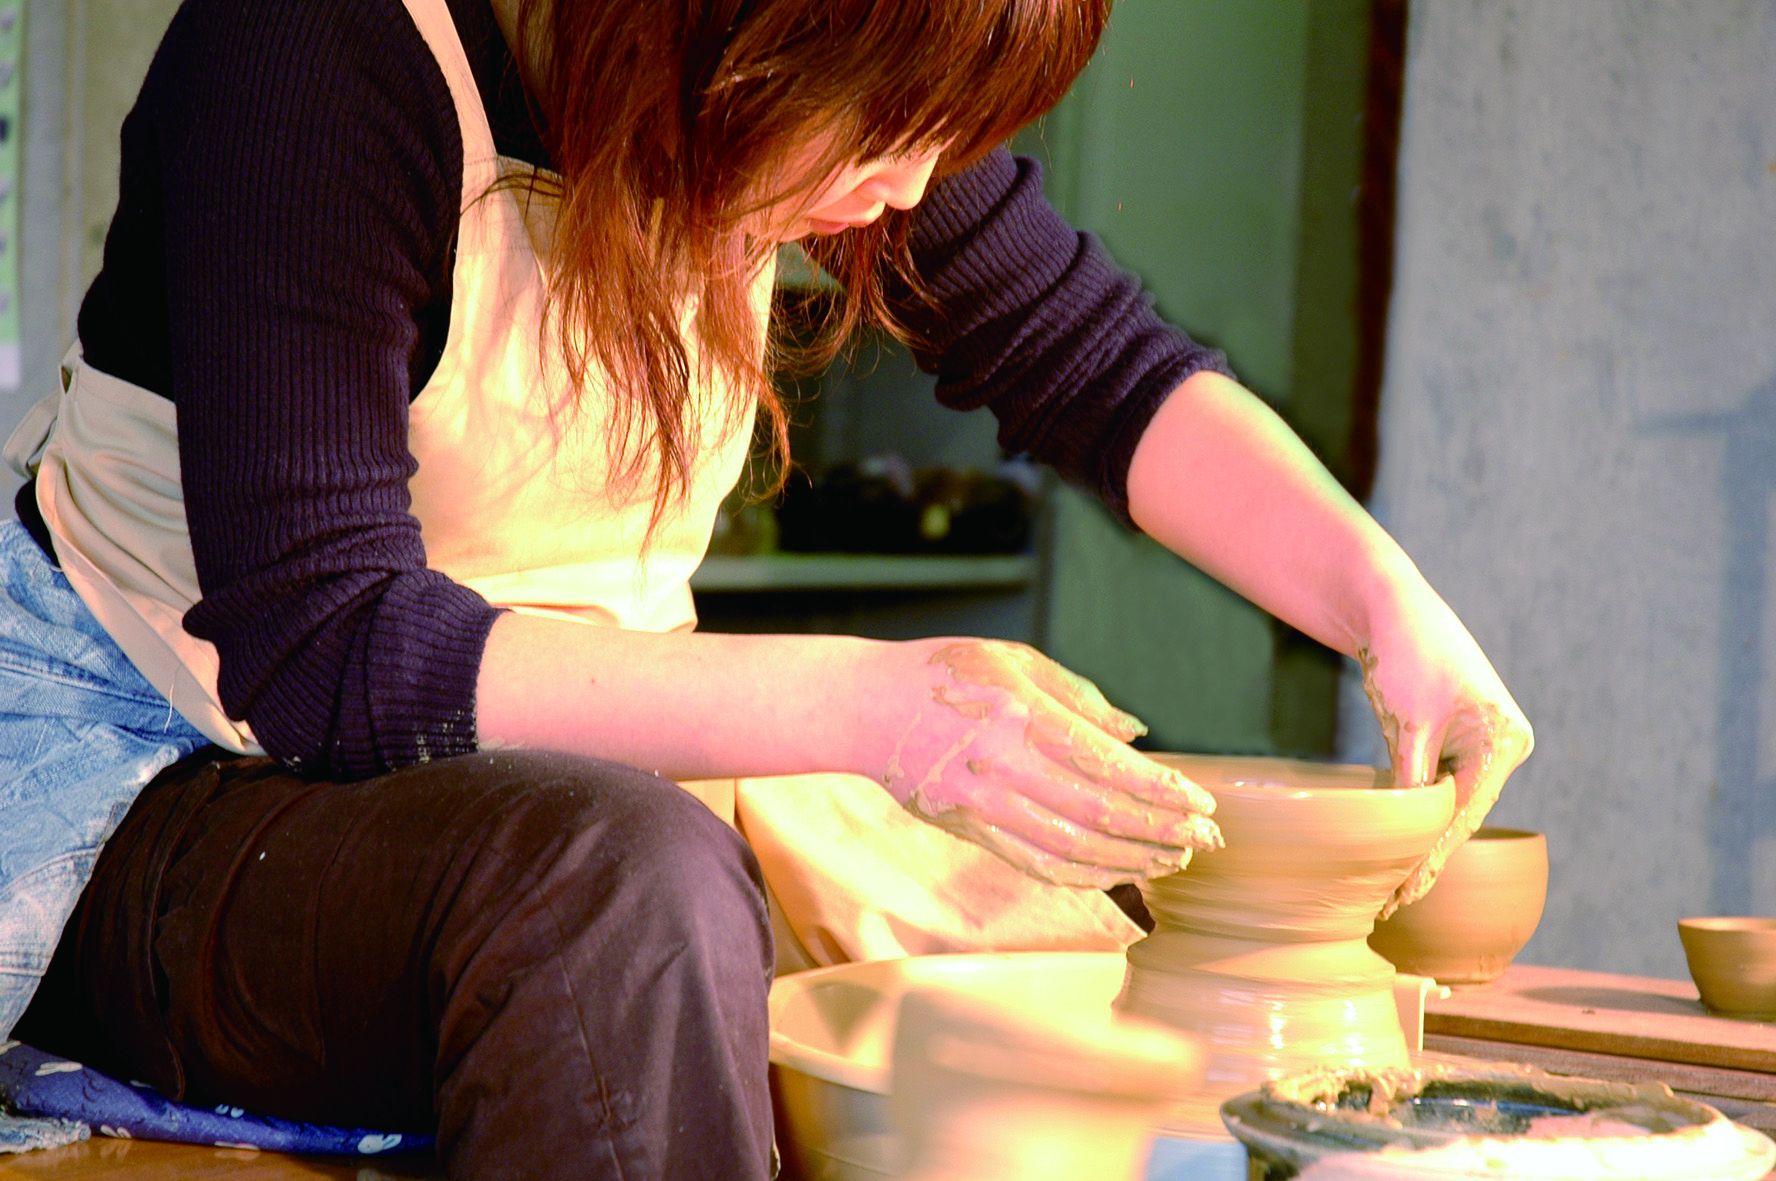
[0,1040,434,1157]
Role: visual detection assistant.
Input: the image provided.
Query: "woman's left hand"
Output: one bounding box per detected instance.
[1360,583,1534,918]
[1123,371,1533,918]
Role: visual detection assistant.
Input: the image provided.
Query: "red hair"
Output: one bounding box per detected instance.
[515,0,1111,529]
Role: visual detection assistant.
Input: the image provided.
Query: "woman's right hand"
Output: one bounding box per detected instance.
[862,638,1222,889]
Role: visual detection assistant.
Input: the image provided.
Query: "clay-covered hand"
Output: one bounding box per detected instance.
[874,639,1222,889]
[1362,589,1533,918]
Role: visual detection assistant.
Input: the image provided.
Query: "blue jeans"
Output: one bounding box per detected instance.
[0,521,206,1039]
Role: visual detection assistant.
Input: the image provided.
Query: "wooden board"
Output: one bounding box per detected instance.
[1426,963,1776,1073]
[1424,1033,1776,1105]
[0,1140,441,1180]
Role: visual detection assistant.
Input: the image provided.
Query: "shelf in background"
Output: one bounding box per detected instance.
[690,553,1037,593]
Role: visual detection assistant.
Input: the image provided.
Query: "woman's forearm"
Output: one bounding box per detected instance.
[475,612,884,781]
[1125,369,1431,658]
[474,612,1222,885]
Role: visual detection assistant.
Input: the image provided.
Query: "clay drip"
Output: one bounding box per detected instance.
[1115,755,1455,1130]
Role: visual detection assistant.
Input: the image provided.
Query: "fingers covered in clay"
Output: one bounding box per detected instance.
[907,785,1183,877]
[905,751,1216,865]
[1382,699,1533,916]
[1350,573,1534,920]
[881,639,1221,886]
[933,639,1149,741]
[1024,709,1217,817]
[944,819,1190,890]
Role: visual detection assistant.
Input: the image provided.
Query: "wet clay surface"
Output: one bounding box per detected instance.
[1117,755,1455,1128]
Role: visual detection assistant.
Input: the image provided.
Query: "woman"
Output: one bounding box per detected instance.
[0,0,1531,1176]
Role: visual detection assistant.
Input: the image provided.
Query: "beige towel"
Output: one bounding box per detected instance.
[733,772,1142,974]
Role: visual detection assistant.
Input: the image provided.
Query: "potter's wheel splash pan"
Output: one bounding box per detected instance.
[1221,1063,1776,1180]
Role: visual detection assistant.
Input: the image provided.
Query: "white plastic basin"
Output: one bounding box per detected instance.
[767,952,1246,1181]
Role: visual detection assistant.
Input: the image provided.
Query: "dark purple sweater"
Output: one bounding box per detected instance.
[38,0,1229,780]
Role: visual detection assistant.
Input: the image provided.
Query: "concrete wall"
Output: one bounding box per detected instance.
[1347,0,1776,977]
[9,0,70,475]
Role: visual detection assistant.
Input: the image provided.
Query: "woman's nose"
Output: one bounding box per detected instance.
[862,152,941,211]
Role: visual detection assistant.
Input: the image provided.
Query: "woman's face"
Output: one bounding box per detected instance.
[765,144,944,243]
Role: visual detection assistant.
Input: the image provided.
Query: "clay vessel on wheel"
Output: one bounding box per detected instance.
[1117,754,1455,1131]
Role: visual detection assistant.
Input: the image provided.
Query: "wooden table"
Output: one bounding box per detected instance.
[1422,962,1776,1137]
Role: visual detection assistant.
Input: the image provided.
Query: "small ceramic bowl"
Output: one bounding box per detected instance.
[1367,826,1548,985]
[1678,918,1776,1018]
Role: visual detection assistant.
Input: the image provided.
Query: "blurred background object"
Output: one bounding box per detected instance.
[773,458,1036,556]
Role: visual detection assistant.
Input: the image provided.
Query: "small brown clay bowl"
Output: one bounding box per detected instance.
[1367,827,1548,985]
[1678,918,1776,1018]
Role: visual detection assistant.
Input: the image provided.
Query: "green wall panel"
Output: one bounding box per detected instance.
[1029,0,1367,755]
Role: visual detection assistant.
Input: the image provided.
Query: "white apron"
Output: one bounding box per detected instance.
[3,0,1138,968]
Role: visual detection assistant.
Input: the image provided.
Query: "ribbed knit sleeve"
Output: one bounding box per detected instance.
[894,149,1233,523]
[78,0,501,779]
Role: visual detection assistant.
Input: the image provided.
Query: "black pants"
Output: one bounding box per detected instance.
[16,747,776,1181]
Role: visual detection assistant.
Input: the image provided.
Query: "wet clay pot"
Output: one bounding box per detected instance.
[1679,917,1776,1018]
[1118,755,1455,1130]
[1368,826,1549,985]
[891,985,1204,1181]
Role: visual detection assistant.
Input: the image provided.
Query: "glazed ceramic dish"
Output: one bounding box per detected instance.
[1679,917,1776,1018]
[1367,826,1548,985]
[1123,756,1455,1129]
[1222,1063,1776,1180]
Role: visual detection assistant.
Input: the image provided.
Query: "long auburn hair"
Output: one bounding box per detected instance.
[514,0,1111,530]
